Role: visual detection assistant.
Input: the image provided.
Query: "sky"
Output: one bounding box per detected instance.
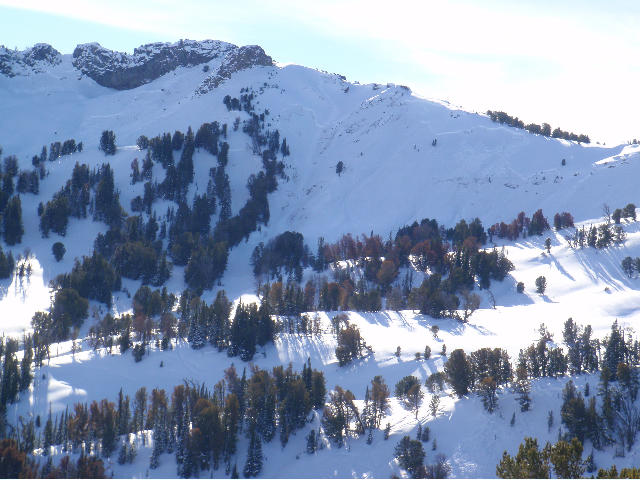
[1,0,639,146]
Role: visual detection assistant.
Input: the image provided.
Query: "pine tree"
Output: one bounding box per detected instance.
[510,412,516,427]
[149,431,161,469]
[117,441,128,465]
[429,395,440,417]
[127,438,137,464]
[585,449,596,473]
[3,195,24,245]
[603,320,627,380]
[383,422,391,440]
[101,406,118,458]
[548,410,554,433]
[560,380,587,443]
[43,406,53,455]
[243,427,263,478]
[99,130,117,155]
[306,429,316,453]
[394,436,426,478]
[19,334,33,392]
[514,367,532,412]
[496,437,550,479]
[444,349,472,397]
[478,377,499,413]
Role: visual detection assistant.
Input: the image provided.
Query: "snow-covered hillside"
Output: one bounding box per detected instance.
[1,40,640,478]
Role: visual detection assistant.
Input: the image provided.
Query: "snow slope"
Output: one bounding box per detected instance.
[1,41,640,478]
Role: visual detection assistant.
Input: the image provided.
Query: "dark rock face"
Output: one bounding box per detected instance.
[195,45,274,95]
[0,43,62,77]
[72,39,237,90]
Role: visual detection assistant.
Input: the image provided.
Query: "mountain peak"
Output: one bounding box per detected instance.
[72,39,237,90]
[0,43,62,77]
[196,44,274,95]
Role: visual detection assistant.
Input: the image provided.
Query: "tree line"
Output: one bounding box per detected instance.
[486,110,591,143]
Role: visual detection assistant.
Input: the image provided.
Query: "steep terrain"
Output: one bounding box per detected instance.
[1,40,640,478]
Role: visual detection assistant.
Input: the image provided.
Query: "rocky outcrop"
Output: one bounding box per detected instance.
[72,39,236,90]
[195,45,274,95]
[0,43,62,77]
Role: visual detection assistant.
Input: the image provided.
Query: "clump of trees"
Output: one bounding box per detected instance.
[566,222,626,249]
[487,110,590,143]
[250,231,310,283]
[488,209,552,241]
[31,139,82,166]
[309,216,513,318]
[99,130,116,155]
[0,362,325,479]
[496,437,585,479]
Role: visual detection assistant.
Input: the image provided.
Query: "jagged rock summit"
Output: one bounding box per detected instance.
[0,39,274,91]
[195,44,274,95]
[72,39,237,90]
[0,43,62,77]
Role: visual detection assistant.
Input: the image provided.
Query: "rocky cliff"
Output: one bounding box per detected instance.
[195,45,274,95]
[0,43,62,77]
[72,39,236,90]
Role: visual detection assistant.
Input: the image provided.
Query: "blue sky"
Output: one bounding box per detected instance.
[1,0,638,145]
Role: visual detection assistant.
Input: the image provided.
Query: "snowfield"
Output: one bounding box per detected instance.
[1,41,640,478]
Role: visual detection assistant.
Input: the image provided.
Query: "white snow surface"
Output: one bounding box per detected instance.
[1,45,640,478]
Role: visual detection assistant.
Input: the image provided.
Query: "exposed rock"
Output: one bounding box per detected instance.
[0,43,62,77]
[195,45,274,95]
[72,39,236,90]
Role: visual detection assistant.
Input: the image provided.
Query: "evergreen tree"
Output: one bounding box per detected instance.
[513,367,532,412]
[548,437,585,479]
[101,406,117,458]
[99,130,117,155]
[117,442,128,465]
[429,395,440,417]
[19,334,33,392]
[52,242,66,261]
[585,449,596,473]
[496,437,550,479]
[43,407,53,455]
[3,195,24,245]
[603,320,627,380]
[478,377,499,413]
[150,429,162,469]
[444,349,473,397]
[243,427,263,478]
[306,429,317,454]
[394,435,426,478]
[560,380,587,443]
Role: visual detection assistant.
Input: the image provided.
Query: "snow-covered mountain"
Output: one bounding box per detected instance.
[1,40,640,478]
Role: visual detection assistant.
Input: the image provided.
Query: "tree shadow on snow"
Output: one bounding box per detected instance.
[0,276,10,300]
[545,254,575,281]
[574,248,627,292]
[357,311,393,328]
[277,334,337,366]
